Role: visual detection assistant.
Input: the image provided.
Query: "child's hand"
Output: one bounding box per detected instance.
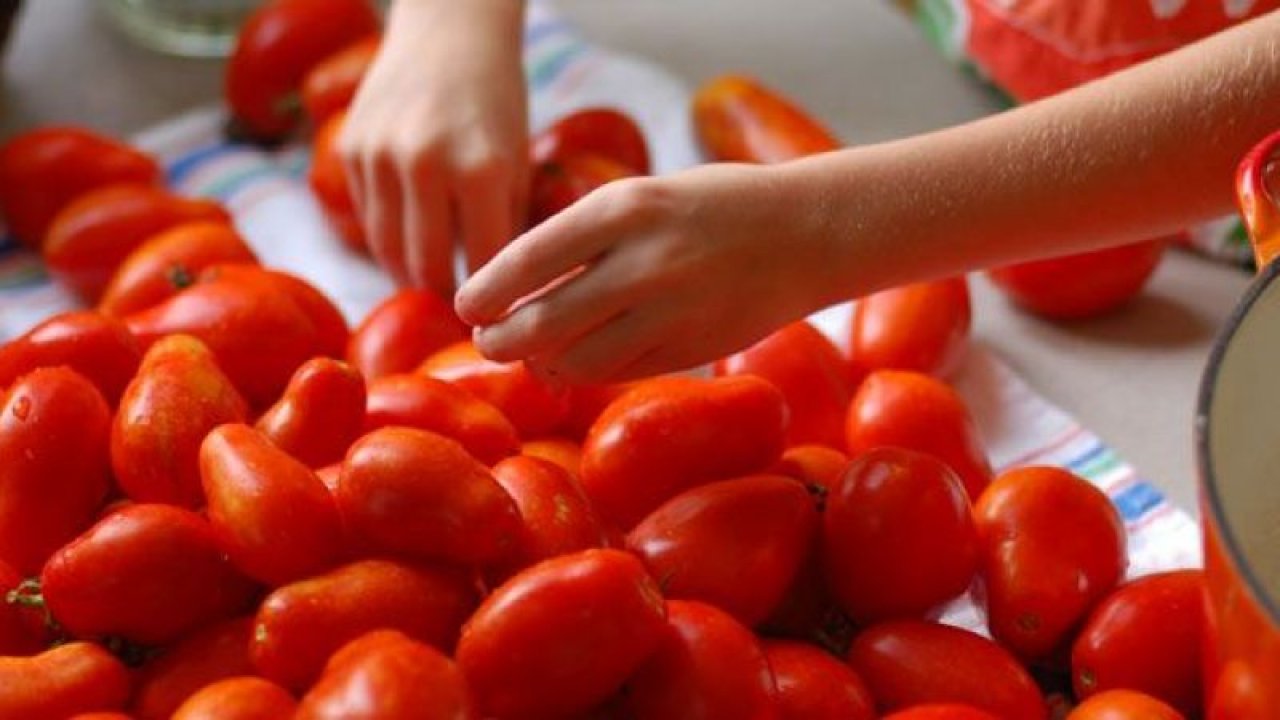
[455,163,843,383]
[340,0,528,297]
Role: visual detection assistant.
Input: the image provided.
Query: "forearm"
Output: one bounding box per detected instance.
[788,9,1280,302]
[387,0,526,58]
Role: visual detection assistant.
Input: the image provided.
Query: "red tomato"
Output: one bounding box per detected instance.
[693,75,840,163]
[0,642,132,719]
[974,466,1128,662]
[1071,570,1204,716]
[881,705,1003,720]
[532,107,651,175]
[297,630,479,720]
[0,310,141,406]
[1066,689,1184,720]
[67,714,135,720]
[0,558,45,655]
[628,474,818,627]
[347,288,469,381]
[200,424,346,586]
[760,547,853,654]
[626,599,779,720]
[225,0,381,140]
[714,320,852,449]
[0,367,112,575]
[111,335,249,508]
[845,369,992,501]
[848,620,1046,719]
[558,381,634,442]
[256,357,366,468]
[528,153,637,227]
[338,427,523,565]
[309,110,365,252]
[364,373,520,466]
[769,444,849,494]
[1207,660,1270,720]
[131,617,255,720]
[252,558,478,691]
[125,267,321,409]
[302,35,381,126]
[420,340,569,439]
[42,504,257,645]
[199,263,349,360]
[823,447,978,625]
[457,549,667,718]
[521,437,583,477]
[171,677,296,720]
[850,276,971,379]
[98,221,258,317]
[581,375,787,529]
[0,126,161,249]
[42,183,231,302]
[986,239,1167,320]
[491,456,608,575]
[764,640,875,720]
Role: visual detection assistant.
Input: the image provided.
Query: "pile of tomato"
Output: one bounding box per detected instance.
[0,1,1201,718]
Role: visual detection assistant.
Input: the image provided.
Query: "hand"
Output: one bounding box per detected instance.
[339,0,528,296]
[455,163,842,383]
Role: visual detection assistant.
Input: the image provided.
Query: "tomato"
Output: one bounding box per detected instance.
[302,34,381,126]
[558,381,634,442]
[626,599,779,720]
[1066,689,1184,720]
[309,110,365,252]
[0,126,161,249]
[714,320,852,449]
[628,474,817,627]
[581,375,787,529]
[169,677,296,720]
[764,640,875,720]
[364,373,520,466]
[42,183,231,302]
[199,264,349,360]
[770,444,849,494]
[457,549,666,718]
[200,424,346,586]
[256,357,366,468]
[823,447,978,625]
[986,239,1167,320]
[125,268,320,409]
[98,221,258,317]
[41,503,258,645]
[528,153,637,227]
[297,630,478,720]
[131,617,255,720]
[347,288,469,381]
[880,705,1003,720]
[338,427,523,565]
[1207,660,1270,720]
[692,75,839,163]
[848,620,1046,719]
[532,107,651,175]
[0,310,141,406]
[850,276,971,380]
[252,558,477,691]
[845,369,992,501]
[1071,570,1204,716]
[760,548,853,654]
[491,456,608,576]
[521,438,583,477]
[67,714,135,720]
[0,558,45,655]
[420,340,569,439]
[226,0,382,140]
[0,367,112,576]
[974,466,1127,662]
[111,334,249,507]
[0,642,132,720]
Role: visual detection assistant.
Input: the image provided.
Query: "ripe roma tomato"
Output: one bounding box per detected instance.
[0,643,132,719]
[528,153,637,227]
[1065,689,1184,720]
[881,705,1002,720]
[850,276,971,380]
[531,107,651,174]
[692,74,840,163]
[974,466,1127,662]
[171,677,297,720]
[715,320,852,449]
[363,373,520,466]
[346,288,469,381]
[456,549,667,718]
[0,126,161,249]
[301,34,381,126]
[131,617,256,720]
[1071,569,1205,716]
[198,264,349,360]
[420,340,569,439]
[764,640,875,720]
[0,310,141,406]
[490,455,608,576]
[986,239,1166,320]
[823,447,978,625]
[845,369,992,500]
[0,558,45,654]
[256,357,367,469]
[226,0,381,140]
[770,444,850,494]
[309,110,365,252]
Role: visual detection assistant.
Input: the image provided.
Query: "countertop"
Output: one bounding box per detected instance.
[1,0,1253,514]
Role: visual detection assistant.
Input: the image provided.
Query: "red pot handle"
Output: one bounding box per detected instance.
[1236,129,1280,271]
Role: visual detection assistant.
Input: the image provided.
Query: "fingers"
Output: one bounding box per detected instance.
[403,167,455,297]
[457,163,517,276]
[530,307,667,384]
[363,153,409,286]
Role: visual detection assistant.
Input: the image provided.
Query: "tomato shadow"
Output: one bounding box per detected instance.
[1009,292,1216,350]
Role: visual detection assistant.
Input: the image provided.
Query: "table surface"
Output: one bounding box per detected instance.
[1,0,1253,514]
